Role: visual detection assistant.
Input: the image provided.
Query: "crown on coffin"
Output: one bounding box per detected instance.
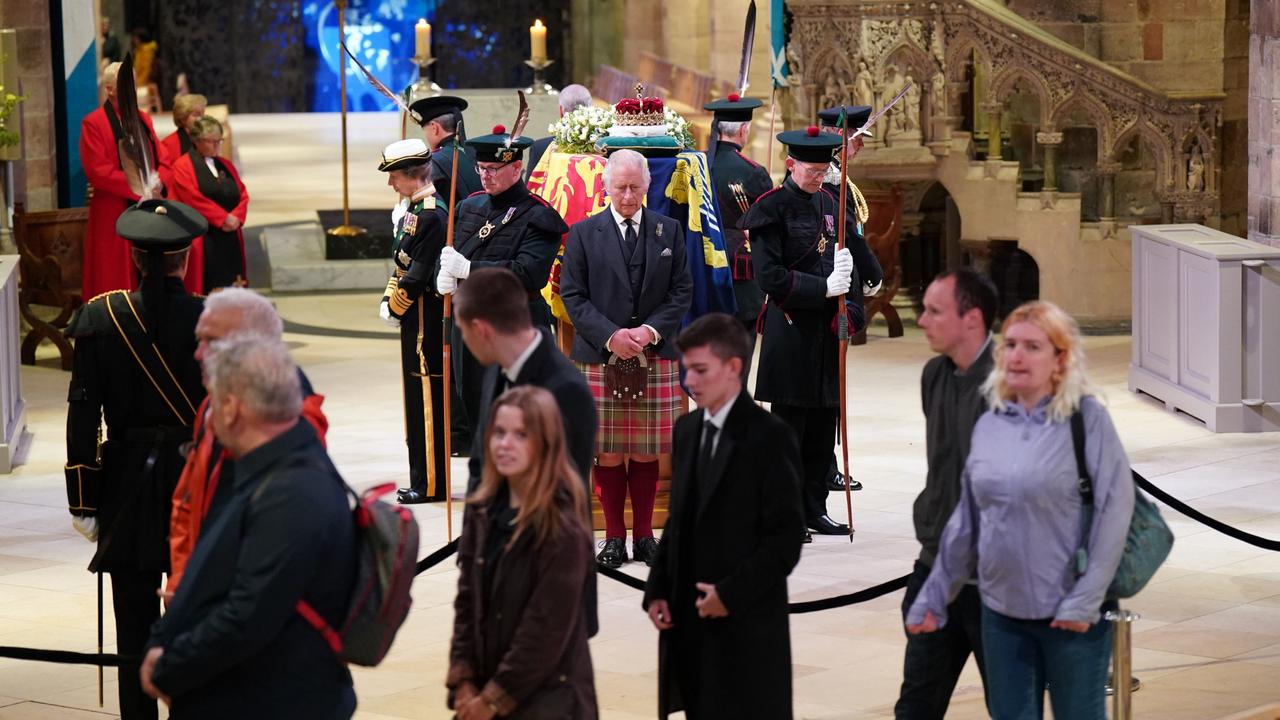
[613,82,665,127]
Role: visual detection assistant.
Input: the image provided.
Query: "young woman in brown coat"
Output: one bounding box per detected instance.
[447,386,598,719]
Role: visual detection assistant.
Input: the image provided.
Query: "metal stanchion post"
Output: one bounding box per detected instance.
[1105,607,1141,720]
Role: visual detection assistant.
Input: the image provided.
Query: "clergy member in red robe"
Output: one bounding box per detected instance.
[171,116,249,291]
[80,61,172,299]
[160,93,206,160]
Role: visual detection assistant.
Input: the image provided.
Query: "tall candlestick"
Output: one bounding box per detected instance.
[530,19,547,63]
[415,18,431,60]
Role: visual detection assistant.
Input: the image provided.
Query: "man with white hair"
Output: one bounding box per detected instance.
[560,149,692,569]
[142,339,357,718]
[525,83,593,178]
[81,60,172,299]
[165,288,328,597]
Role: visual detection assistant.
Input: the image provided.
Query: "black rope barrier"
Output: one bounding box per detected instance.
[0,646,131,667]
[1134,470,1280,552]
[415,538,461,575]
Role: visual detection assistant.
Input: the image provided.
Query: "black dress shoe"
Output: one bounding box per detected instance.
[397,489,438,504]
[803,531,814,544]
[633,536,659,566]
[596,538,628,568]
[807,514,851,535]
[827,470,863,492]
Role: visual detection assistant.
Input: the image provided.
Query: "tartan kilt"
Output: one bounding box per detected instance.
[578,352,682,455]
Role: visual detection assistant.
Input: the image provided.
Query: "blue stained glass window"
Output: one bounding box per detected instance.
[304,0,437,112]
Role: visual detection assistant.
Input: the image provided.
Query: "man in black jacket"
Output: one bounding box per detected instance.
[65,198,207,720]
[408,95,481,211]
[454,266,600,636]
[644,312,804,719]
[894,267,997,719]
[141,339,357,719]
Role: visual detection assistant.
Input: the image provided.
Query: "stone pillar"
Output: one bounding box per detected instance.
[0,0,57,213]
[1249,0,1280,247]
[1037,131,1063,191]
[1097,161,1121,222]
[981,101,1002,160]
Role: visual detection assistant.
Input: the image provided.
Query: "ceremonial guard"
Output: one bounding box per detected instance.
[65,199,208,720]
[702,94,772,361]
[741,127,883,537]
[408,95,482,210]
[376,139,450,505]
[436,126,568,448]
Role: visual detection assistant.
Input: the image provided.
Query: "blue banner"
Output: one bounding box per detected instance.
[51,0,97,207]
[647,151,738,325]
[770,0,789,88]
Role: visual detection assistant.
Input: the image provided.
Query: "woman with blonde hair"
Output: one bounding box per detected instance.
[448,385,598,719]
[162,93,207,158]
[906,300,1134,719]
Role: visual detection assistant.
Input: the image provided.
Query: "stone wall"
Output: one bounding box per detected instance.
[1,0,57,211]
[1249,0,1279,246]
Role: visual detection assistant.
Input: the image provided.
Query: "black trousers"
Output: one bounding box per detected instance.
[401,303,447,500]
[110,569,161,720]
[895,559,988,719]
[770,404,838,522]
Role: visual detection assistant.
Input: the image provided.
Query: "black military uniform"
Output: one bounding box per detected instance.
[741,128,883,535]
[704,94,773,357]
[377,141,450,505]
[408,95,482,210]
[437,127,568,444]
[65,199,208,720]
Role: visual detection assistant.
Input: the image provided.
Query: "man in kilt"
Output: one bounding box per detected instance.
[560,149,693,568]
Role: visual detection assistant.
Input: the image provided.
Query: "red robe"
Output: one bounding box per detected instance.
[80,105,174,299]
[170,150,250,291]
[160,128,187,161]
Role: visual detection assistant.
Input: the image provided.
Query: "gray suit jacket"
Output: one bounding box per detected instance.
[559,207,692,363]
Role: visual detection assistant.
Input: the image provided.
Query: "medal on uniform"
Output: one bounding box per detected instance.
[397,249,411,265]
[404,214,418,235]
[817,234,828,254]
[656,223,663,238]
[824,214,835,234]
[478,220,495,239]
[503,207,516,224]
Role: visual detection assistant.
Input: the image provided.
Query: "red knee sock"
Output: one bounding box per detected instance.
[594,463,628,539]
[628,459,660,539]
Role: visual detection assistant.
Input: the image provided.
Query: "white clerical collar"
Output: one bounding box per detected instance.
[204,156,219,176]
[609,204,642,232]
[503,331,542,384]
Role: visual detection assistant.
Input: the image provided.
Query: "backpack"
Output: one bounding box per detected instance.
[297,482,419,666]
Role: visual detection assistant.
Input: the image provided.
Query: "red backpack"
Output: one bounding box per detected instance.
[297,482,419,666]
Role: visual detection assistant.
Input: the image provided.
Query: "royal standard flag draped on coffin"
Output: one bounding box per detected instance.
[528,149,738,326]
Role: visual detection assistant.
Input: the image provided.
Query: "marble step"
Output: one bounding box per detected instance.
[261,222,391,292]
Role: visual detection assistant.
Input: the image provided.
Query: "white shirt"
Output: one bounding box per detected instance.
[502,331,542,385]
[700,390,740,456]
[204,156,219,177]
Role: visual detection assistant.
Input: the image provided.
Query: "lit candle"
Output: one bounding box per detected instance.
[415,19,431,60]
[530,19,547,63]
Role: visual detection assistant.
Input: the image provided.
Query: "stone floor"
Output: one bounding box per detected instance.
[2,291,1279,718]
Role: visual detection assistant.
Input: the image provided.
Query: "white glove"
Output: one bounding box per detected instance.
[826,248,854,297]
[863,278,884,297]
[440,246,471,280]
[379,301,400,329]
[436,269,458,295]
[72,515,99,542]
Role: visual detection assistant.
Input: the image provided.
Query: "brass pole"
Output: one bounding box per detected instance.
[1106,607,1140,720]
[330,0,366,237]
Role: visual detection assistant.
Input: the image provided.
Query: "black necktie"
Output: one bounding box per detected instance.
[624,218,638,255]
[698,419,718,473]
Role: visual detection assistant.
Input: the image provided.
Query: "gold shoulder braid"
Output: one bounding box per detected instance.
[847,177,870,228]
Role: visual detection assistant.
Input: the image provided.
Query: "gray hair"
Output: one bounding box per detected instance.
[559,84,593,113]
[717,120,749,138]
[603,149,650,189]
[203,288,285,341]
[205,338,302,424]
[190,116,223,140]
[103,62,122,86]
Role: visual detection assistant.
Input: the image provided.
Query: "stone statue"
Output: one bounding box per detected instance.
[886,65,907,134]
[1187,143,1205,192]
[820,73,847,111]
[903,75,921,132]
[853,59,875,108]
[930,71,946,115]
[785,45,809,119]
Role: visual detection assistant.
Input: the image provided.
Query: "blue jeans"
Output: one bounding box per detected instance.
[981,604,1111,720]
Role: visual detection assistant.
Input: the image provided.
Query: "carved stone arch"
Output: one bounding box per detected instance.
[1051,91,1113,159]
[1112,120,1173,191]
[989,67,1052,124]
[879,39,935,87]
[805,42,857,90]
[943,33,990,86]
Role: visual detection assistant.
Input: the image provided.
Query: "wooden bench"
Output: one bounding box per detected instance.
[13,202,86,370]
[638,51,674,92]
[592,64,638,105]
